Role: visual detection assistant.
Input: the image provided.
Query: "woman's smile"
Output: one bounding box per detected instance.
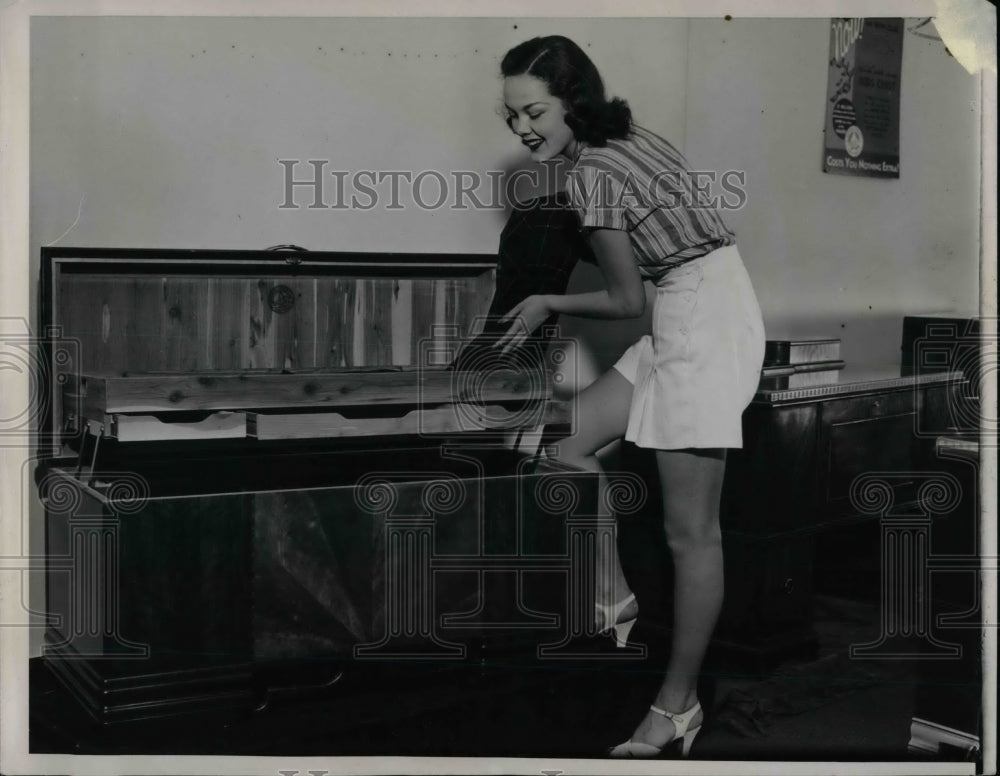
[502,73,577,162]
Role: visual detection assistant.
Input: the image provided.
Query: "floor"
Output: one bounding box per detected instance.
[29,594,967,763]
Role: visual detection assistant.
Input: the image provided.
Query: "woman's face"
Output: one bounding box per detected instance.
[502,74,578,162]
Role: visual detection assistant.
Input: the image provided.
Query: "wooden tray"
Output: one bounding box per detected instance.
[92,400,570,442]
[74,367,549,418]
[109,412,247,442]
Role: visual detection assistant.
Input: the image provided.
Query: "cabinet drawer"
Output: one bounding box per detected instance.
[821,390,914,422]
[819,392,918,512]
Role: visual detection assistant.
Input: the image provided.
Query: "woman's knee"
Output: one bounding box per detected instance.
[663,516,722,554]
[551,367,633,464]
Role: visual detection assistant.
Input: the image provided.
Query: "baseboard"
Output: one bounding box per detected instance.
[908,716,980,758]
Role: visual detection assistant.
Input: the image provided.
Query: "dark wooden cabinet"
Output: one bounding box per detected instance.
[41,444,591,723]
[907,439,982,757]
[42,471,256,721]
[712,370,962,664]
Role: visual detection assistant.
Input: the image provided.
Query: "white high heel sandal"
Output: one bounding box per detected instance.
[608,700,702,758]
[594,592,637,648]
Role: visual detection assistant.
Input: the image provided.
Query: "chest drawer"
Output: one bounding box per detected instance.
[818,391,918,513]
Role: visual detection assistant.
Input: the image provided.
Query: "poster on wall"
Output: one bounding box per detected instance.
[823,18,903,178]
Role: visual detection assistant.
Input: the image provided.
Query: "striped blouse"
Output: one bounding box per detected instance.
[565,124,735,283]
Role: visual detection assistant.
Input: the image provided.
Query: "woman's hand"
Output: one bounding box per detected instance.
[494,294,552,354]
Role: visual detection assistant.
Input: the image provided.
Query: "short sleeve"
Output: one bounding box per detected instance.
[565,162,629,232]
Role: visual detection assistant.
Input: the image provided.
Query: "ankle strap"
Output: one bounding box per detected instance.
[649,700,701,730]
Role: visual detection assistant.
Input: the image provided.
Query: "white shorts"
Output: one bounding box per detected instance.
[612,244,765,449]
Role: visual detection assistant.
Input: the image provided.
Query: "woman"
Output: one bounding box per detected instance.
[493,35,766,758]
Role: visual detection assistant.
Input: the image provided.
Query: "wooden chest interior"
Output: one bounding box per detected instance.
[41,248,536,452]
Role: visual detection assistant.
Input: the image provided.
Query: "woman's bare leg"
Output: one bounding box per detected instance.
[627,448,726,745]
[551,367,636,621]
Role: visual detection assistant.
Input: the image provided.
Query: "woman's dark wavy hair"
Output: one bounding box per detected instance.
[501,35,632,146]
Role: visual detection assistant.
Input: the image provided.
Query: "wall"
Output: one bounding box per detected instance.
[684,18,982,368]
[30,17,685,282]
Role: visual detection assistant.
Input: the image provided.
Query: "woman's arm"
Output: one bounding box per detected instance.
[547,228,645,318]
[495,228,645,353]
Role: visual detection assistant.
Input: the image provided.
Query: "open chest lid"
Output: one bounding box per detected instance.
[40,247,568,455]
